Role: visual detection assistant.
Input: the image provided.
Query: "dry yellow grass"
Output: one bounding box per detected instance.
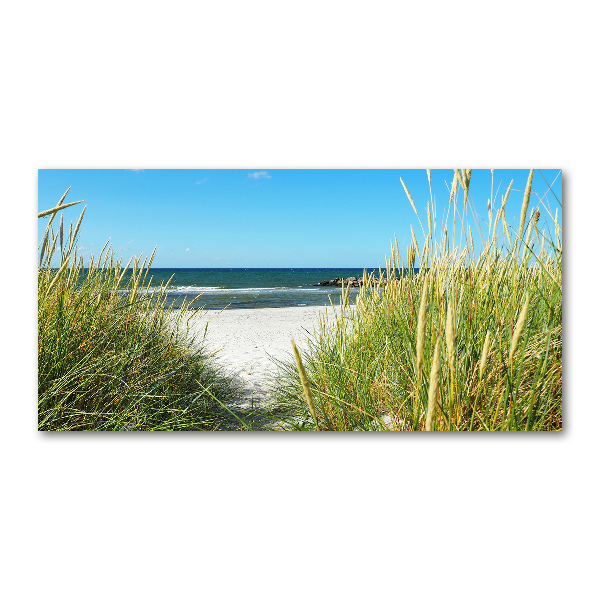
[291,339,319,430]
[426,338,442,431]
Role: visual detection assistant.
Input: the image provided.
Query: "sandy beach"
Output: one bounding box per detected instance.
[171,305,334,410]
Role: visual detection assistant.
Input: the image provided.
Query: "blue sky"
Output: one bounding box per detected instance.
[38,169,562,268]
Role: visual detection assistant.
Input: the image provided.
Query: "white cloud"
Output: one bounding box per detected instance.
[248,171,271,179]
[185,248,190,252]
[195,178,209,185]
[129,169,145,172]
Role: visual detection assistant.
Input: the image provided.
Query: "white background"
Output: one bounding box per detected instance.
[1,1,596,599]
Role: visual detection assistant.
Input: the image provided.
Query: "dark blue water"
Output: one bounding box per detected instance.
[137,268,381,309]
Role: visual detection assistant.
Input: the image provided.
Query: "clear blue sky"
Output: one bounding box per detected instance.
[38,169,562,268]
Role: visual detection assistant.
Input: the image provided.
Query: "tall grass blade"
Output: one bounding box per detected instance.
[425,338,442,431]
[38,200,84,219]
[291,339,320,430]
[518,169,534,238]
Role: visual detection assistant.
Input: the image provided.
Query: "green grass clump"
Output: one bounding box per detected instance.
[38,190,240,431]
[272,169,562,431]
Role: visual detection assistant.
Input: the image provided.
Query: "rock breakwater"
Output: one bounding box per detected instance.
[313,276,388,287]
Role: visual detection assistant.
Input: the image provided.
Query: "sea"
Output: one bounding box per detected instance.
[135,268,381,310]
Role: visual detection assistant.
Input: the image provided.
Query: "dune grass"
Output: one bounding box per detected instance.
[272,169,562,431]
[38,190,240,431]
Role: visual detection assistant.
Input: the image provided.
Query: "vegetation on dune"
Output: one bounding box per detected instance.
[38,170,562,432]
[273,169,562,431]
[38,190,240,431]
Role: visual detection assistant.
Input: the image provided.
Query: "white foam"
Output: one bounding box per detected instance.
[166,286,337,294]
[126,285,355,295]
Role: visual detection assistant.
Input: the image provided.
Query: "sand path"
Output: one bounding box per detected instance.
[170,306,336,423]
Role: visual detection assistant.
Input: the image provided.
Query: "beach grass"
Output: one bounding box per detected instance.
[271,169,562,431]
[38,191,240,431]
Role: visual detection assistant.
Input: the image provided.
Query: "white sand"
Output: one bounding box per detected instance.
[171,306,334,409]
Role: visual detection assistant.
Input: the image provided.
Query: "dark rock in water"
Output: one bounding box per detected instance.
[314,275,389,287]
